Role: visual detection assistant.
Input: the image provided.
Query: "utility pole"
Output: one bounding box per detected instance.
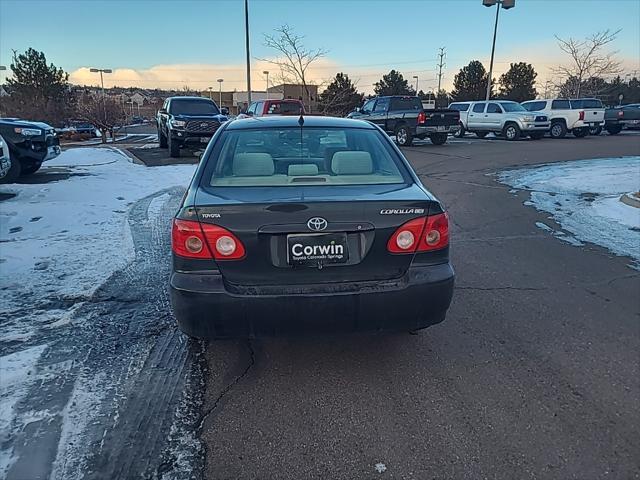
[244,0,252,104]
[436,47,446,94]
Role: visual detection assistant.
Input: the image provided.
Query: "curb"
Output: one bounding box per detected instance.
[620,192,640,209]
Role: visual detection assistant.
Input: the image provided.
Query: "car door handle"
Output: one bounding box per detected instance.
[484,115,488,117]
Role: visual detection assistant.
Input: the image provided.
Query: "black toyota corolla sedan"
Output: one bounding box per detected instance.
[170,115,454,338]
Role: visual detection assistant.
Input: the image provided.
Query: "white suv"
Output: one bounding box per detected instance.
[521,98,605,139]
[462,101,550,141]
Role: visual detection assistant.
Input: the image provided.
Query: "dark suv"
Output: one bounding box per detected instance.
[157,96,228,158]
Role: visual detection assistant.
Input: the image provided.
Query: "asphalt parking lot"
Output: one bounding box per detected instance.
[198,133,640,479]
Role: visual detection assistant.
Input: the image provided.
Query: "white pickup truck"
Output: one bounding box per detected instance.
[521,98,605,139]
[457,100,550,141]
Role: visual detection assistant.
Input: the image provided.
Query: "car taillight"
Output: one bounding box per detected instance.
[171,219,245,260]
[172,219,212,259]
[579,110,585,121]
[618,110,624,117]
[387,213,449,254]
[417,111,426,124]
[201,223,246,260]
[418,212,449,251]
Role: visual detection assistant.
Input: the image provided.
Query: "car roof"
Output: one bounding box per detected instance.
[168,96,212,101]
[225,115,376,130]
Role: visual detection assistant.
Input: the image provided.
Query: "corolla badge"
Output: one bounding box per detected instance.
[307,217,328,231]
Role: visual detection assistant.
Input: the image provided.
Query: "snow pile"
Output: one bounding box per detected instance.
[0,148,196,335]
[499,156,640,265]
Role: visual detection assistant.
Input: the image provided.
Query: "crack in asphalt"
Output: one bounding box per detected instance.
[196,339,256,435]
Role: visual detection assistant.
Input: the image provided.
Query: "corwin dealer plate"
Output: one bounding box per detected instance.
[286,233,349,266]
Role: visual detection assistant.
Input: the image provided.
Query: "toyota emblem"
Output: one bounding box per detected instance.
[307,217,328,231]
[200,122,207,127]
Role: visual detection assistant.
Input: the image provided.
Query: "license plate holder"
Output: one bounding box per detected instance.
[287,233,348,266]
[437,125,446,132]
[200,137,210,143]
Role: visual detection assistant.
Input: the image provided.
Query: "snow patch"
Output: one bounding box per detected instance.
[499,156,640,265]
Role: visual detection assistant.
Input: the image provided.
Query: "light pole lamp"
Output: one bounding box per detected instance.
[263,71,269,99]
[413,75,419,94]
[217,78,224,108]
[482,0,515,101]
[90,68,113,122]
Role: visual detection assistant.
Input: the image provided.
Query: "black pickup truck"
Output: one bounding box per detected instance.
[347,96,460,146]
[157,96,228,158]
[0,118,61,183]
[604,104,640,135]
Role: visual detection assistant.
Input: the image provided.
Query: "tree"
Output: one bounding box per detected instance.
[374,70,414,96]
[262,24,327,112]
[552,29,623,98]
[2,48,72,125]
[318,73,364,116]
[451,61,492,101]
[498,62,537,102]
[75,92,126,143]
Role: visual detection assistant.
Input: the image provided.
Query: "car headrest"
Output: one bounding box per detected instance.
[331,151,373,175]
[233,153,274,177]
[288,164,319,176]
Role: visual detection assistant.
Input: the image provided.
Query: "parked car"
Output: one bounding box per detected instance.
[347,96,460,146]
[64,120,97,136]
[521,98,605,139]
[170,116,454,338]
[603,104,640,135]
[245,99,305,117]
[157,96,228,158]
[0,118,61,183]
[0,135,11,180]
[462,101,549,140]
[448,102,472,137]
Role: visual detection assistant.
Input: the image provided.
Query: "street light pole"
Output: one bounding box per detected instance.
[244,0,252,104]
[217,78,223,108]
[413,75,419,94]
[482,0,515,101]
[90,68,113,123]
[264,71,269,100]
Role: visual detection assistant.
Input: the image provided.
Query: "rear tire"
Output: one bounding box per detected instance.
[20,162,42,175]
[572,128,588,138]
[0,156,21,184]
[168,135,180,157]
[503,123,521,141]
[454,123,465,138]
[429,132,448,145]
[394,124,413,146]
[475,131,488,138]
[550,121,567,139]
[529,132,545,140]
[589,125,603,136]
[158,129,168,148]
[606,125,622,135]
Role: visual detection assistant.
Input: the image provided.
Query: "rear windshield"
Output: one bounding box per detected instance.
[570,99,604,109]
[500,102,526,112]
[169,99,219,115]
[389,97,422,111]
[267,102,303,114]
[206,127,407,187]
[449,103,470,112]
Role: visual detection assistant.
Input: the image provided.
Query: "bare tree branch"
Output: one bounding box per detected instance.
[259,24,327,111]
[552,29,623,97]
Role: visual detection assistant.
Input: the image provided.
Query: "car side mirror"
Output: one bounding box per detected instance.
[158,108,167,114]
[221,107,229,115]
[354,107,361,113]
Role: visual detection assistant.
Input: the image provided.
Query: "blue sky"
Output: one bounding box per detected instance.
[0,0,638,93]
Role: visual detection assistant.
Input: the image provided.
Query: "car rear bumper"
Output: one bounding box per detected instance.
[416,124,460,135]
[170,263,455,338]
[170,130,217,146]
